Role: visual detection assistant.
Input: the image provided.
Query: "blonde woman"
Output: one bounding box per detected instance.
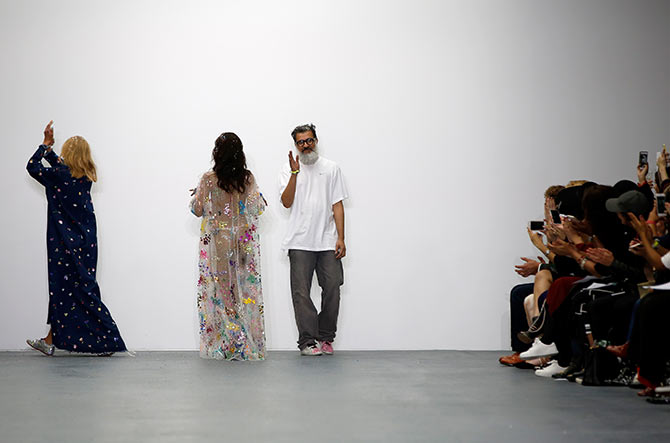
[25,121,126,356]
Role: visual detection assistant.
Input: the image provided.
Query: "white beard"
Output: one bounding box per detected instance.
[300,150,319,165]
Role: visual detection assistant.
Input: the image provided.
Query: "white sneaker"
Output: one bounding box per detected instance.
[300,345,322,356]
[519,338,558,359]
[535,360,567,377]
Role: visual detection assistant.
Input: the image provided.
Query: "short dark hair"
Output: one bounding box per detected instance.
[291,123,317,142]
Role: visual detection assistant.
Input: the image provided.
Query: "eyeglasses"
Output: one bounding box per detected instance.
[295,138,316,147]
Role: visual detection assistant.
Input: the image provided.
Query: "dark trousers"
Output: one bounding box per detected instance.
[630,291,670,385]
[510,283,533,353]
[289,249,344,349]
[589,292,637,345]
[546,299,575,367]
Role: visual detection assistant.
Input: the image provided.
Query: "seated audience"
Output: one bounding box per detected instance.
[499,148,670,401]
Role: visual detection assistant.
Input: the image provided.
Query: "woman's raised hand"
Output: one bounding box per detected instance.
[43,120,54,148]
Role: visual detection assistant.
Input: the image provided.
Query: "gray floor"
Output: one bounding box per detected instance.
[0,351,668,443]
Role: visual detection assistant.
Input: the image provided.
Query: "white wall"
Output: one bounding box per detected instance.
[1,0,669,350]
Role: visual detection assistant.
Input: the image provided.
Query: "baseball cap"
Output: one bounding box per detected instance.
[605,190,649,216]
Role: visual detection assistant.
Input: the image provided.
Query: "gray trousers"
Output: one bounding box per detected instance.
[289,249,344,349]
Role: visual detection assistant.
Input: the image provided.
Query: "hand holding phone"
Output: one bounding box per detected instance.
[638,151,650,183]
[639,150,649,166]
[656,194,666,216]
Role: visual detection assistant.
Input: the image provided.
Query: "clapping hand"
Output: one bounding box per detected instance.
[43,120,54,148]
[562,218,588,244]
[627,212,652,244]
[547,238,576,257]
[515,256,545,277]
[544,199,556,224]
[545,223,566,242]
[585,248,614,266]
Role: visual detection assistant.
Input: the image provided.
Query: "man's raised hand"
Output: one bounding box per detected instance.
[289,151,300,172]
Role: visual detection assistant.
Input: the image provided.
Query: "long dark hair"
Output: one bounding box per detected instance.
[212,132,251,194]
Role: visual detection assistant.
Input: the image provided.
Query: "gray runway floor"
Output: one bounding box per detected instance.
[0,350,668,442]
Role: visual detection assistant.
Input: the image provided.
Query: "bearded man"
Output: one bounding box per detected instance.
[279,123,348,356]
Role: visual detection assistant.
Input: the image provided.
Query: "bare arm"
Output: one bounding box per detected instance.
[333,200,346,259]
[190,175,208,217]
[281,173,297,208]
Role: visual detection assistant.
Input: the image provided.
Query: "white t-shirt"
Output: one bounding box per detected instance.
[661,251,670,270]
[278,156,348,251]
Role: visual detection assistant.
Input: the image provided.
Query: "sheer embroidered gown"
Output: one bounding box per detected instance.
[190,171,266,360]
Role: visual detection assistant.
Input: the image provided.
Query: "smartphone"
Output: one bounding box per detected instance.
[639,150,649,166]
[550,209,561,224]
[657,194,666,216]
[529,220,545,231]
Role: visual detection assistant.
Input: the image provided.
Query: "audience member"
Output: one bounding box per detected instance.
[499,149,670,402]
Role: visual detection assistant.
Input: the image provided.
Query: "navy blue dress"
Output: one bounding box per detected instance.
[27,145,126,353]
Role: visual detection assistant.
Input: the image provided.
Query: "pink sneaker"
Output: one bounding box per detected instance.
[319,341,333,355]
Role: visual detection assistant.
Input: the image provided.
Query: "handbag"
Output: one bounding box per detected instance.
[582,346,620,386]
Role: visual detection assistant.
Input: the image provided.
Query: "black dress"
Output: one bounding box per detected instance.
[27,145,126,353]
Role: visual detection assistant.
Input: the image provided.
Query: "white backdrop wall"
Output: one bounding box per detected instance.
[1,0,669,350]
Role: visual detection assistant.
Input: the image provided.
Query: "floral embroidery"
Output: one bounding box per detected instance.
[190,171,267,360]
